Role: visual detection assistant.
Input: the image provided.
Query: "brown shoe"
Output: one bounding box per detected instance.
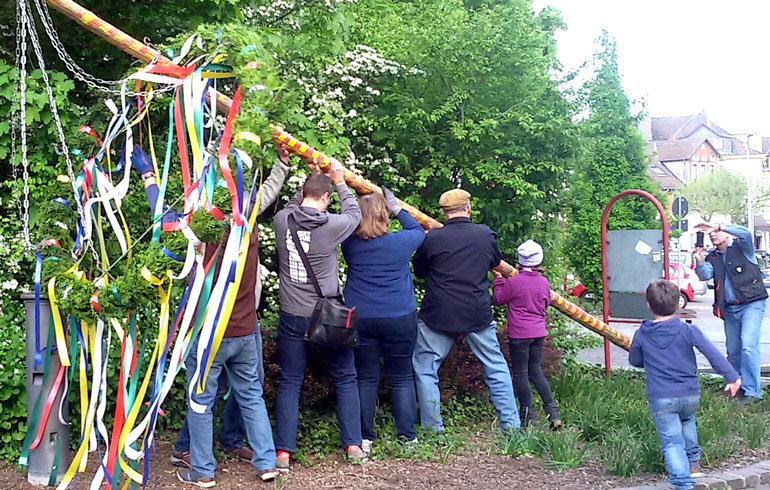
[690,462,704,478]
[550,419,564,431]
[223,445,254,462]
[171,450,191,468]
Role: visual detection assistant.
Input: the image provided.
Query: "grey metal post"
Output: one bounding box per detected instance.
[22,293,70,486]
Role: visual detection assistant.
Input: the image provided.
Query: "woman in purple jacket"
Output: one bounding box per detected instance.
[492,240,561,429]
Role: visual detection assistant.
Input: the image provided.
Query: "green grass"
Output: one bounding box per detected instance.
[288,362,768,479]
[547,362,768,475]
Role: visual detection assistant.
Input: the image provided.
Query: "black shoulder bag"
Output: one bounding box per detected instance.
[287,215,359,348]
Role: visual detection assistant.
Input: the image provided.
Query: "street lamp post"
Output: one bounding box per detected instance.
[746,134,754,242]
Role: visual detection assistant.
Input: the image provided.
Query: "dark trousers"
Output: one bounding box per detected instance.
[354,312,418,441]
[274,311,362,453]
[508,337,559,426]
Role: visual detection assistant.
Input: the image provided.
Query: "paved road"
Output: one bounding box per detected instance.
[576,289,770,371]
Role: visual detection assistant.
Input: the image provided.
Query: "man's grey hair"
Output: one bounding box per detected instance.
[442,203,470,215]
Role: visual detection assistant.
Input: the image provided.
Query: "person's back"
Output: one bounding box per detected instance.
[341,189,425,451]
[342,195,425,319]
[632,317,723,399]
[629,279,740,490]
[413,217,501,333]
[273,172,361,317]
[411,188,517,433]
[271,168,366,470]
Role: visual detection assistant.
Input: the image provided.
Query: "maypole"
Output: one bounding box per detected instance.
[44,0,632,352]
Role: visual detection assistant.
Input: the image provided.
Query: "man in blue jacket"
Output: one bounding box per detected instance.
[694,223,768,404]
[630,279,741,490]
[411,189,518,432]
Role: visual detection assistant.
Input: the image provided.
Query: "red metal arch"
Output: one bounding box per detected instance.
[600,189,670,376]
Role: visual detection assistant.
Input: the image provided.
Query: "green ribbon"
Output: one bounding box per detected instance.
[19,314,55,467]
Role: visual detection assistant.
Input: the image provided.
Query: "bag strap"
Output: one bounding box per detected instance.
[287,214,325,298]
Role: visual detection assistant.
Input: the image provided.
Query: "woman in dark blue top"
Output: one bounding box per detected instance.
[342,187,425,452]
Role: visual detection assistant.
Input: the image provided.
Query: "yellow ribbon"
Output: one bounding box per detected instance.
[47,278,70,367]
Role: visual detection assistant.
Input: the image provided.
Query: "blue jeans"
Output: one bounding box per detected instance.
[187,334,275,478]
[175,324,264,452]
[412,319,519,431]
[649,396,701,490]
[274,311,362,453]
[354,312,418,441]
[175,370,245,452]
[723,300,766,398]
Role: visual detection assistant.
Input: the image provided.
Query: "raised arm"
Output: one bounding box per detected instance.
[491,275,515,306]
[132,146,185,223]
[253,144,291,215]
[722,224,757,264]
[323,167,362,245]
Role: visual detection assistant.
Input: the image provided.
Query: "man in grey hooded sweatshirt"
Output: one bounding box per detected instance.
[272,166,364,470]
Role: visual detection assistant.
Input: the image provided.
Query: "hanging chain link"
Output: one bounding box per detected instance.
[29,0,175,97]
[22,0,103,268]
[17,0,31,250]
[10,0,24,223]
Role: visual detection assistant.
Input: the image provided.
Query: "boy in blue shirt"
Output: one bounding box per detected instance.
[629,279,741,490]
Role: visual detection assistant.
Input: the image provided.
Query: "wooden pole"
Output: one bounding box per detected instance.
[44,0,632,350]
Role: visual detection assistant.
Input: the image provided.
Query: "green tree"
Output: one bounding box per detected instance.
[682,168,746,223]
[345,0,579,257]
[566,31,661,291]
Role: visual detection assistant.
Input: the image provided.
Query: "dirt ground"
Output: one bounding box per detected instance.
[0,442,652,490]
[3,441,770,489]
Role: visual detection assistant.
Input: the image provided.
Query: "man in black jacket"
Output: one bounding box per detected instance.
[411,189,519,431]
[694,222,768,404]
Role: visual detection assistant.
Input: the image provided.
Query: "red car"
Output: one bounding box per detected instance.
[570,264,698,309]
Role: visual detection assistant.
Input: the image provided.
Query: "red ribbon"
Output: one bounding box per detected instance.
[28,366,66,450]
[79,125,104,146]
[217,85,244,225]
[90,290,101,313]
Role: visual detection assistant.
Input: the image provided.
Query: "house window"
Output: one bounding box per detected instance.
[723,138,732,153]
[710,163,716,172]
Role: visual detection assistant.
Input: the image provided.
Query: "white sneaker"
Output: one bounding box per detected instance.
[361,439,373,456]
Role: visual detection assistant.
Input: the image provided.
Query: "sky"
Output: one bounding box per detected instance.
[531,0,770,143]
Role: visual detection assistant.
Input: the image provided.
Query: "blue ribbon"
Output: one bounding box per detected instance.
[160,247,184,262]
[33,252,42,368]
[51,197,72,207]
[143,266,196,483]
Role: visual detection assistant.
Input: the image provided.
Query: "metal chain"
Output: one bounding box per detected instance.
[29,0,176,97]
[17,0,31,250]
[10,0,24,224]
[23,0,103,268]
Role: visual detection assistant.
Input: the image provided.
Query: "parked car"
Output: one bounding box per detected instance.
[570,263,701,309]
[669,251,694,270]
[669,263,707,296]
[569,282,594,300]
[762,269,770,289]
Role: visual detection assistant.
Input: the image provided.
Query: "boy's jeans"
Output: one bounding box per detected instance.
[412,319,519,431]
[187,333,276,479]
[649,395,701,490]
